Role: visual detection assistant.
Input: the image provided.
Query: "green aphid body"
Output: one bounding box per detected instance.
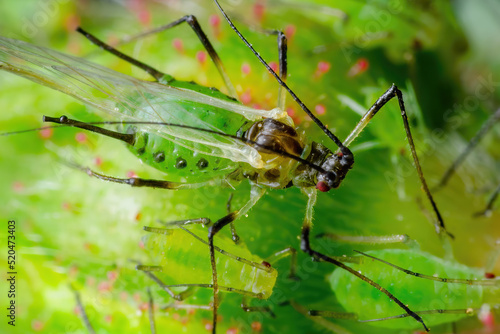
[0,35,350,192]
[330,249,488,329]
[123,79,246,182]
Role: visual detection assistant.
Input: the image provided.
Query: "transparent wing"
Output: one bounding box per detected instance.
[0,36,287,168]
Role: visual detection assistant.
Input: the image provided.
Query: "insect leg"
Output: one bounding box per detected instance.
[123,15,237,97]
[78,15,238,98]
[474,182,500,217]
[355,250,500,287]
[147,287,156,334]
[132,257,194,301]
[140,279,265,299]
[140,270,195,301]
[316,233,418,248]
[226,193,240,243]
[290,300,355,334]
[68,162,224,190]
[208,185,266,334]
[277,31,288,106]
[77,27,166,82]
[299,188,430,332]
[316,233,422,262]
[240,297,276,318]
[342,84,452,239]
[354,308,483,324]
[435,107,500,190]
[310,307,481,325]
[161,303,212,311]
[159,217,212,227]
[43,115,136,145]
[264,247,298,279]
[249,27,288,109]
[271,29,288,110]
[71,285,96,334]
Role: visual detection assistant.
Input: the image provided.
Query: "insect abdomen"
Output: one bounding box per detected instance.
[121,89,250,182]
[129,132,239,181]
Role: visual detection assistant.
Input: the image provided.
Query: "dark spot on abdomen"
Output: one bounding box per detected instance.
[197,158,209,169]
[136,133,148,156]
[175,157,187,169]
[153,151,165,163]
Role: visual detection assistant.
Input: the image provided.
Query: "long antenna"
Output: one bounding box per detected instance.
[212,0,350,155]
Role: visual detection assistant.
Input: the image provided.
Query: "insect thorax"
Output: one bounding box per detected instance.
[236,118,312,189]
[218,118,343,190]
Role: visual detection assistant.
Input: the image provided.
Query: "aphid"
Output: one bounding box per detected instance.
[68,223,290,333]
[136,223,297,325]
[0,1,464,333]
[138,224,279,300]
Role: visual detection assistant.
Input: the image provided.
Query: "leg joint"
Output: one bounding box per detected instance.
[184,14,197,24]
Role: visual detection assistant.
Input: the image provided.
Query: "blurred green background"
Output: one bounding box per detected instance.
[1,0,499,333]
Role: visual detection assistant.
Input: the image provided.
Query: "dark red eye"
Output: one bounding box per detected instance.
[316,181,330,192]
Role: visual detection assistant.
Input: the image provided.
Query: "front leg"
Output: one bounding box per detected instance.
[342,85,452,239]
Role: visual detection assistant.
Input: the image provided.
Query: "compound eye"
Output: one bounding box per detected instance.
[316,181,331,192]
